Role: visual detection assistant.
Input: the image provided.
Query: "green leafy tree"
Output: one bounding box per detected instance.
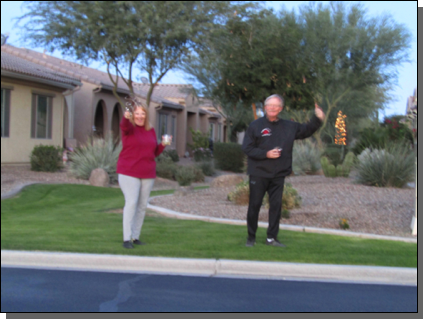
[297,2,412,147]
[183,2,411,150]
[17,1,249,107]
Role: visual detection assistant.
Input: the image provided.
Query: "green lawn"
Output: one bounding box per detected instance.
[1,184,417,268]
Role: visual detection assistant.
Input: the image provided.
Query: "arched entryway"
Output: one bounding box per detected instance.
[94,100,106,138]
[111,103,122,142]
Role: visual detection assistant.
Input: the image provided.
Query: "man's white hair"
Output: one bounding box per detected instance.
[264,94,284,107]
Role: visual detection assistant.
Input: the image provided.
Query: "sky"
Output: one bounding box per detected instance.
[1,1,418,118]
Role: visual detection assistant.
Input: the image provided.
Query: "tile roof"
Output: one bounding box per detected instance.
[1,45,230,121]
[2,45,113,87]
[1,49,80,86]
[134,83,194,100]
[1,45,181,107]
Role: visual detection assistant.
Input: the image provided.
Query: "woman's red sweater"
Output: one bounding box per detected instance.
[116,118,165,179]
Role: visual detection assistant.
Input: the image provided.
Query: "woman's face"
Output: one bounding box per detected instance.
[133,106,146,126]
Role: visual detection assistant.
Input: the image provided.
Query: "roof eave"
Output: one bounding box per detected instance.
[1,69,80,90]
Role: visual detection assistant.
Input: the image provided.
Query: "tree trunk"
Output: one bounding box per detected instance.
[252,102,258,120]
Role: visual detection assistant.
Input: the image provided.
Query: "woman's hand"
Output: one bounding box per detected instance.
[124,111,132,119]
[161,135,172,146]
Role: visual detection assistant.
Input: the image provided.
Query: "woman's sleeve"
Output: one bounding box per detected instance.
[152,128,165,157]
[120,117,133,135]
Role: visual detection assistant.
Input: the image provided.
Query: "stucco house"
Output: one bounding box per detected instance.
[135,84,226,152]
[1,49,81,164]
[1,45,226,162]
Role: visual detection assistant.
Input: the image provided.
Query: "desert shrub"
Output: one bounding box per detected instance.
[355,144,415,188]
[187,128,209,150]
[188,128,211,162]
[228,181,301,213]
[263,183,302,210]
[292,140,321,175]
[192,147,212,162]
[68,135,121,183]
[175,166,196,186]
[30,145,63,172]
[162,149,179,162]
[227,181,250,205]
[156,162,178,180]
[191,165,205,182]
[352,117,414,156]
[322,144,348,167]
[351,127,389,155]
[320,152,355,178]
[214,142,245,173]
[196,160,215,176]
[339,218,350,230]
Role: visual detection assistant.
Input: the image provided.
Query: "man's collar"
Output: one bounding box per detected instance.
[265,115,280,123]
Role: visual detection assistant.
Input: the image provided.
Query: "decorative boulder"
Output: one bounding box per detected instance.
[89,168,110,187]
[210,174,244,188]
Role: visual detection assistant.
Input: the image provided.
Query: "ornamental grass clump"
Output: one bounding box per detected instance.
[292,140,321,175]
[355,143,415,188]
[68,135,121,184]
[196,160,216,176]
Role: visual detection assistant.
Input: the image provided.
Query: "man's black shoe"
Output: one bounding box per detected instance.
[246,238,255,247]
[265,238,285,247]
[132,239,146,245]
[123,241,134,249]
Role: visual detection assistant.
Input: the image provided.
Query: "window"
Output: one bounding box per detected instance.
[31,94,53,139]
[218,124,222,142]
[170,116,176,145]
[158,113,168,138]
[1,88,11,138]
[158,112,177,145]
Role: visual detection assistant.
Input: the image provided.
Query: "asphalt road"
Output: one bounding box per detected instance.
[1,267,417,312]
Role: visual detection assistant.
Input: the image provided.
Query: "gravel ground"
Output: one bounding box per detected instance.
[1,165,90,195]
[2,164,416,238]
[150,174,417,238]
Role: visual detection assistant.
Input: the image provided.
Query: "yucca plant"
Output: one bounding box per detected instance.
[68,134,122,184]
[355,143,415,188]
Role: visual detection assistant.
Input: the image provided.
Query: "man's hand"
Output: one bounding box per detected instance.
[266,148,281,159]
[315,103,325,121]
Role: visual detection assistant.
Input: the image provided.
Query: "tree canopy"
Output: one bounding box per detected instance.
[182,1,412,147]
[17,1,253,107]
[17,1,412,146]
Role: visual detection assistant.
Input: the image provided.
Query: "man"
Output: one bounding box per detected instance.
[242,94,325,247]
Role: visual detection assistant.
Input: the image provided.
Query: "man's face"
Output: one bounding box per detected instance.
[264,97,283,119]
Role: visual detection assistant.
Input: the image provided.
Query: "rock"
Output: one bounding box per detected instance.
[89,168,110,187]
[174,185,194,196]
[210,174,244,188]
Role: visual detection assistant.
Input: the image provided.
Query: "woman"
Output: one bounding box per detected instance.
[117,98,171,249]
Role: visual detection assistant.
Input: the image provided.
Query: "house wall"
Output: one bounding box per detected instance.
[1,78,65,164]
[72,81,96,146]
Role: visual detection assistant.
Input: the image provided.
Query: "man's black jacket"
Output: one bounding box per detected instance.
[242,115,322,178]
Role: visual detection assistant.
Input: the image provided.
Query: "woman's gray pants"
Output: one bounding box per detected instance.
[118,174,155,242]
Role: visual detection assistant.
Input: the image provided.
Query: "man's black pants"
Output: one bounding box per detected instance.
[247,175,285,240]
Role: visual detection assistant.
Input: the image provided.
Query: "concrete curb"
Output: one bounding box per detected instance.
[1,183,417,285]
[1,182,40,200]
[1,250,417,286]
